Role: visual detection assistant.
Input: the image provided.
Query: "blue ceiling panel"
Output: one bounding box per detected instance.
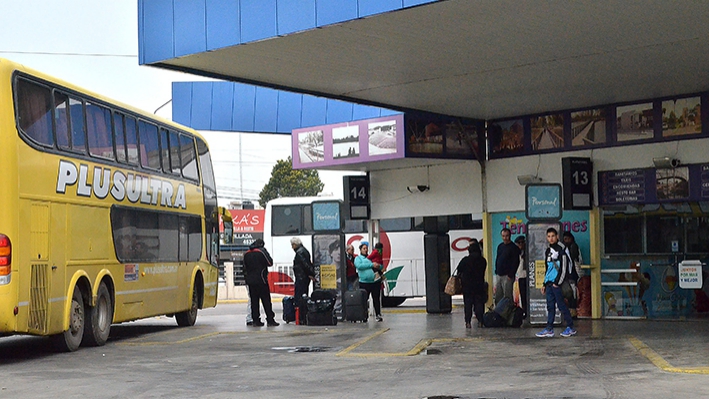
[403,0,437,7]
[353,104,384,120]
[254,87,279,132]
[172,82,193,127]
[174,0,207,57]
[140,0,175,64]
[206,0,241,50]
[301,95,328,128]
[277,0,316,36]
[316,0,358,27]
[326,99,354,124]
[172,82,399,133]
[232,84,257,132]
[190,83,213,130]
[241,0,277,43]
[358,0,403,17]
[277,91,303,133]
[211,82,235,130]
[139,0,426,63]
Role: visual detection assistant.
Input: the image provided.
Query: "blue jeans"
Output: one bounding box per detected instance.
[546,284,573,329]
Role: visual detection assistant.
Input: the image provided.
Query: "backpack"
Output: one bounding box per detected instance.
[494,297,520,326]
[508,306,524,328]
[483,309,505,328]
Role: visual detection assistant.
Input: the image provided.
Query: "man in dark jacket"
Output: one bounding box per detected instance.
[243,239,279,327]
[455,239,487,328]
[291,237,316,323]
[495,228,521,305]
[536,228,575,338]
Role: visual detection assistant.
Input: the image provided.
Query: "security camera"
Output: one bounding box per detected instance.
[517,174,542,186]
[653,157,680,169]
[407,185,430,193]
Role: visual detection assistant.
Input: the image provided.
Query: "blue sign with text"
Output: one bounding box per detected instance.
[312,201,341,231]
[526,184,563,221]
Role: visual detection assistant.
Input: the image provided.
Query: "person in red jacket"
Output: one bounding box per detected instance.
[345,244,358,291]
[367,242,385,280]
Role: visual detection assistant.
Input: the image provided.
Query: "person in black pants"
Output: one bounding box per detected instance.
[291,237,316,323]
[514,235,528,318]
[456,239,487,328]
[243,239,279,327]
[354,242,384,322]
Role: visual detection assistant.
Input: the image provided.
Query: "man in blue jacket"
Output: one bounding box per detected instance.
[536,228,576,338]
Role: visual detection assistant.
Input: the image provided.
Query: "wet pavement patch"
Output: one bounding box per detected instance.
[271,346,336,353]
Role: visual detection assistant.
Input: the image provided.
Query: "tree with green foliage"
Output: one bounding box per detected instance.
[258,157,324,207]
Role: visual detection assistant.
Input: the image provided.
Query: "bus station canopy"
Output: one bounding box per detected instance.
[140,0,709,122]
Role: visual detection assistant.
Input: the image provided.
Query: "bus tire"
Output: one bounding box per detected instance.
[175,280,200,327]
[83,282,113,346]
[51,285,85,352]
[381,296,407,308]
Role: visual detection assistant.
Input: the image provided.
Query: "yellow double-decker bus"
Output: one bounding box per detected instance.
[0,58,230,351]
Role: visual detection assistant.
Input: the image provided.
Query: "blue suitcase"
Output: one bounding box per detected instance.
[282,296,296,323]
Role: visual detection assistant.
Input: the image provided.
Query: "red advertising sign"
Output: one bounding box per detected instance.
[228,209,265,232]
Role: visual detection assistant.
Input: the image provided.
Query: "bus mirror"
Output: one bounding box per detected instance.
[218,207,233,244]
[223,221,233,244]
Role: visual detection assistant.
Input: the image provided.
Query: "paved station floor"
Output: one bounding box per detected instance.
[2,298,709,399]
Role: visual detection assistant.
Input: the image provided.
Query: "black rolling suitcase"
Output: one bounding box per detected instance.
[282,296,296,323]
[344,289,368,322]
[306,290,337,326]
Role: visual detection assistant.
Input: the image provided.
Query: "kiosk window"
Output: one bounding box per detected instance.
[604,215,643,254]
[646,215,683,254]
[686,217,709,254]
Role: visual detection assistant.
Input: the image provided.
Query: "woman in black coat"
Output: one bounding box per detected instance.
[455,239,487,328]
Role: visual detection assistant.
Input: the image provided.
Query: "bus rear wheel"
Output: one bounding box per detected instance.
[51,285,84,352]
[175,282,199,327]
[83,282,113,346]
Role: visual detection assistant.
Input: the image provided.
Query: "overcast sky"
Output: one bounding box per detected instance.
[0,0,350,206]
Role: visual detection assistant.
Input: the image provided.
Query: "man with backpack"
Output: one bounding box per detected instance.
[536,228,576,338]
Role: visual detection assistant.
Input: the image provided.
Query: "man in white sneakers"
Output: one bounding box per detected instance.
[536,228,576,338]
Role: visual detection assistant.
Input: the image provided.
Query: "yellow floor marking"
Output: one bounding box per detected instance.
[336,329,482,358]
[116,328,335,346]
[629,336,709,374]
[118,331,223,346]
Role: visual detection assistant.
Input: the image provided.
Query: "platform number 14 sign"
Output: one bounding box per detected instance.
[344,175,370,220]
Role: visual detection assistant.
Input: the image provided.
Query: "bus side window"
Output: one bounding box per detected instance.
[380,217,413,232]
[303,204,314,234]
[157,213,179,261]
[125,116,139,165]
[16,78,54,147]
[138,120,160,170]
[272,205,302,236]
[114,112,127,163]
[179,134,198,181]
[169,131,181,176]
[69,96,86,153]
[187,216,203,262]
[86,101,115,160]
[159,128,170,173]
[54,91,70,149]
